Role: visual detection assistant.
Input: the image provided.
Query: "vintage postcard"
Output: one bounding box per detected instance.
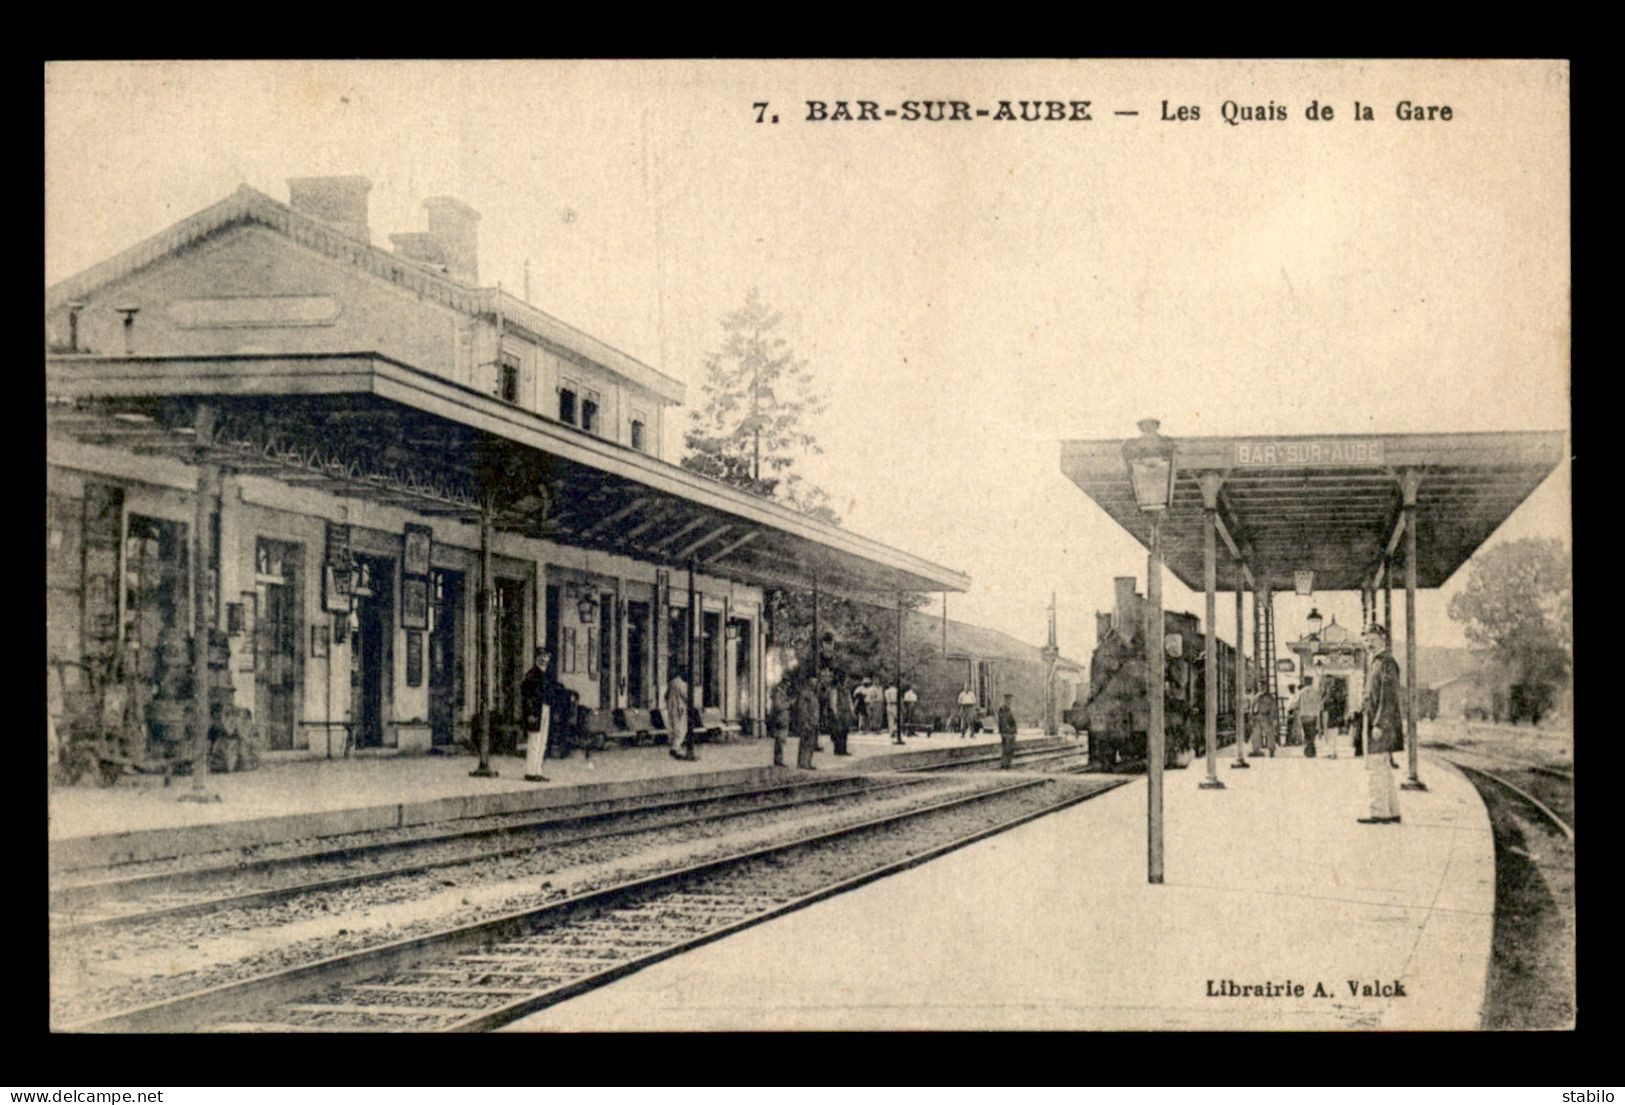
[44,59,1571,1034]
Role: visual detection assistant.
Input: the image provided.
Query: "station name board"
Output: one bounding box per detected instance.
[1234,440,1384,467]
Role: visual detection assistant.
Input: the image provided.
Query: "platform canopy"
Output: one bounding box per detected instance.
[1060,430,1565,594]
[46,352,970,599]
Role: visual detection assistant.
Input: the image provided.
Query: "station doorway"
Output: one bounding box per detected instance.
[730,617,753,722]
[349,554,393,748]
[428,568,465,746]
[254,538,304,751]
[494,578,526,720]
[626,599,652,707]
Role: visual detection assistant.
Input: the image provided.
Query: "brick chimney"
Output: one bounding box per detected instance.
[287,176,372,244]
[1113,577,1139,632]
[388,231,449,269]
[422,196,480,284]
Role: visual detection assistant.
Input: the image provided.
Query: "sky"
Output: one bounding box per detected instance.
[44,60,1571,662]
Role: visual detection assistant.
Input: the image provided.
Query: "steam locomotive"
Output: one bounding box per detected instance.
[1066,577,1242,769]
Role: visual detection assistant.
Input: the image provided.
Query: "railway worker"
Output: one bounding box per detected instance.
[793,677,821,769]
[902,685,919,734]
[885,683,901,744]
[997,692,1019,769]
[520,647,555,782]
[957,683,977,738]
[1358,624,1403,824]
[667,671,695,762]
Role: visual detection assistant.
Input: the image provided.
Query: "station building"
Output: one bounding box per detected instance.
[46,177,968,761]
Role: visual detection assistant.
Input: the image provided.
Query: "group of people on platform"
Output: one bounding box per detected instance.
[513,644,1030,781]
[1242,622,1407,825]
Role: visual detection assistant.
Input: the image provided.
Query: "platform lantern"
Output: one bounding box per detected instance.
[1306,607,1324,640]
[1123,418,1175,885]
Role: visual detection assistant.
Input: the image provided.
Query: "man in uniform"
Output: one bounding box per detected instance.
[1359,624,1403,824]
[997,692,1019,769]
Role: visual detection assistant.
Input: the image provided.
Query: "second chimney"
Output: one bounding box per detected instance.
[422,196,480,285]
[287,176,372,244]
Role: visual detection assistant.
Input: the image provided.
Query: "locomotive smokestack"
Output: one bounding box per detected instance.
[1113,577,1138,631]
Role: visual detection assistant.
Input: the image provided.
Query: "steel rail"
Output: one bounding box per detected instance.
[1442,758,1573,843]
[442,778,1121,1032]
[50,776,923,935]
[61,776,1064,1033]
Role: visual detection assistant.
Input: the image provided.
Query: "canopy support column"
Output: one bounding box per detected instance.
[470,499,498,778]
[1401,470,1427,791]
[185,402,218,798]
[894,591,906,745]
[1232,559,1249,769]
[1199,473,1224,789]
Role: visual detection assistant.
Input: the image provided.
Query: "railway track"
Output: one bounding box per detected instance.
[903,743,1093,774]
[62,775,1121,1032]
[49,774,927,934]
[1427,750,1574,1029]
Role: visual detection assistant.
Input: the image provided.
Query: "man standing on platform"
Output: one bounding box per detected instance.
[828,674,854,756]
[902,684,918,735]
[997,692,1019,769]
[1359,624,1403,824]
[1298,676,1323,758]
[520,647,553,783]
[957,683,977,739]
[667,670,695,761]
[794,677,820,769]
[767,678,790,767]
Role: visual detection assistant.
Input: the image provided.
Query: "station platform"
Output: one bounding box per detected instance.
[505,734,1495,1032]
[46,723,1040,869]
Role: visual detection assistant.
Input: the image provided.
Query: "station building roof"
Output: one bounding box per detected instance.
[46,352,971,598]
[1060,430,1565,594]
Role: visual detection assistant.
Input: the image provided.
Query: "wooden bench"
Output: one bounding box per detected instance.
[697,707,742,744]
[580,707,637,749]
[623,707,669,746]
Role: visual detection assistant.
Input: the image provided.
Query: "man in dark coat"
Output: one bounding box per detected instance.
[997,693,1019,769]
[828,675,854,756]
[1359,624,1403,823]
[520,647,559,782]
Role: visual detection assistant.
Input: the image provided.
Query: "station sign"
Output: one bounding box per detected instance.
[1233,439,1384,467]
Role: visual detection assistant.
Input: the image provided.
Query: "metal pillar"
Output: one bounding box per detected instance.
[1232,561,1249,768]
[1401,474,1426,790]
[1146,520,1165,884]
[187,403,217,795]
[1199,488,1223,789]
[470,501,498,777]
[687,558,698,750]
[894,592,905,744]
[1383,562,1393,635]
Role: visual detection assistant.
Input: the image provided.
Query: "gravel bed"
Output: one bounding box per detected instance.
[54,776,916,929]
[245,777,1116,1031]
[51,774,1010,1026]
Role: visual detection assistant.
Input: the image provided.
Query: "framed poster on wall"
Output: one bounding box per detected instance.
[401,577,429,630]
[403,524,433,578]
